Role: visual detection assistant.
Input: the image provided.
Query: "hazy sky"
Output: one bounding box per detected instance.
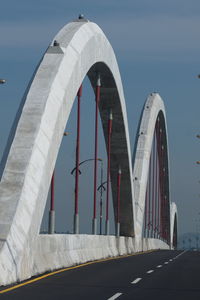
[1,0,200,237]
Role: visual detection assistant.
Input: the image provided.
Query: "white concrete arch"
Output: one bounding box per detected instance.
[0,19,135,284]
[132,93,170,240]
[170,202,178,248]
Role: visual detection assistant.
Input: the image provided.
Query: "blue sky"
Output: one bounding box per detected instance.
[1,0,200,237]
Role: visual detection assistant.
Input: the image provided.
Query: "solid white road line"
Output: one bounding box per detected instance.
[108,293,123,300]
[164,262,168,264]
[131,278,142,284]
[169,259,173,261]
[156,265,162,268]
[147,270,154,274]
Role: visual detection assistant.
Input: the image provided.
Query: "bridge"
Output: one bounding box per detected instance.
[0,17,178,293]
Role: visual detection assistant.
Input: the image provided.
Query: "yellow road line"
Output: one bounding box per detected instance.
[0,249,155,294]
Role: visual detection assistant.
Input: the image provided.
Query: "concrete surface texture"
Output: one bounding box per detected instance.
[133,93,177,243]
[0,19,174,286]
[170,202,178,245]
[33,235,169,277]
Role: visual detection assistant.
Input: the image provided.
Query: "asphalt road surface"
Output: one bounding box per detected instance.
[1,249,200,299]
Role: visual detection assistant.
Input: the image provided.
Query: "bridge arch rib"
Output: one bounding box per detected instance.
[0,19,178,286]
[0,19,136,284]
[133,93,174,245]
[171,202,178,249]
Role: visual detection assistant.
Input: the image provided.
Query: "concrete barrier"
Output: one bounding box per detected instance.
[32,234,169,280]
[0,235,169,286]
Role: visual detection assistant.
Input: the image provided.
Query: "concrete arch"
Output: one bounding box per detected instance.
[0,19,135,284]
[170,202,178,248]
[133,93,171,240]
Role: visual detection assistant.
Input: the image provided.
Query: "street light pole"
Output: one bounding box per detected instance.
[48,171,55,234]
[93,74,101,235]
[74,84,82,234]
[71,157,103,234]
[116,166,121,237]
[197,73,200,245]
[97,179,107,235]
[71,158,102,175]
[48,132,69,234]
[105,109,113,235]
[99,161,104,235]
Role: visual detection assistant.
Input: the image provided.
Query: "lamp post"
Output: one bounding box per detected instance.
[73,84,82,234]
[71,157,103,234]
[105,109,113,235]
[97,179,107,235]
[48,132,69,234]
[93,74,101,235]
[116,166,121,237]
[48,171,55,234]
[196,136,200,248]
[97,158,105,235]
[71,158,102,175]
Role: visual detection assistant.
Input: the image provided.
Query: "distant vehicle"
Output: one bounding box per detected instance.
[0,79,6,84]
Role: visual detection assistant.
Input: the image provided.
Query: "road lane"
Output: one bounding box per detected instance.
[0,250,182,299]
[122,250,200,300]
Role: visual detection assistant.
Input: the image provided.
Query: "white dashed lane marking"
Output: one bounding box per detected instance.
[108,292,123,300]
[108,252,187,300]
[131,278,142,284]
[147,270,154,274]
